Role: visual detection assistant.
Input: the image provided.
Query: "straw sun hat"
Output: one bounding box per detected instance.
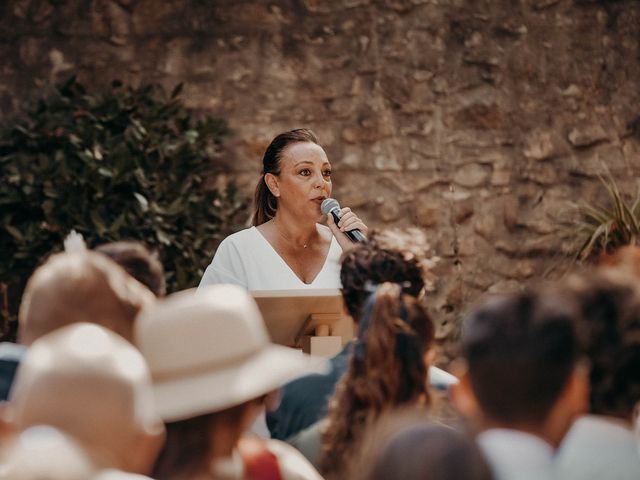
[135,284,323,422]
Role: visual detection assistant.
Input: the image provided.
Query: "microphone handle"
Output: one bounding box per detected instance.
[330,210,367,243]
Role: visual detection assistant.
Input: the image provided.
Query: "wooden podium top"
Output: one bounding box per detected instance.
[251,289,353,347]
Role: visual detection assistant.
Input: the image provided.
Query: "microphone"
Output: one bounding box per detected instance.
[321,198,367,243]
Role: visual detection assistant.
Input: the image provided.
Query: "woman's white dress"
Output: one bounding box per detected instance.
[198,226,343,291]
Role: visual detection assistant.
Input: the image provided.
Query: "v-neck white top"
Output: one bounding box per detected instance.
[198,226,343,291]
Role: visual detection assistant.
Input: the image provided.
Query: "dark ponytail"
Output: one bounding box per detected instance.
[251,128,320,226]
[320,282,435,479]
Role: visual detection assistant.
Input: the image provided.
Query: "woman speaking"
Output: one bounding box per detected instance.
[199,129,368,291]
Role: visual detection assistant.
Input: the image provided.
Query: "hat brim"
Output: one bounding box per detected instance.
[154,345,326,422]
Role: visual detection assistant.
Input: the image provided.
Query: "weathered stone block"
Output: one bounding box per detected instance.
[503,195,519,232]
[474,214,497,240]
[447,103,506,130]
[377,198,402,222]
[338,145,365,169]
[369,140,403,171]
[567,124,608,148]
[569,144,627,177]
[453,163,491,188]
[523,129,565,160]
[415,201,446,228]
[491,168,511,186]
[522,161,559,185]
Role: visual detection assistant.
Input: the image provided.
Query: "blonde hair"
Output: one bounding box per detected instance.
[18,251,154,345]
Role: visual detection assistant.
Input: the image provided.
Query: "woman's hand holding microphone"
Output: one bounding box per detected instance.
[322,198,368,251]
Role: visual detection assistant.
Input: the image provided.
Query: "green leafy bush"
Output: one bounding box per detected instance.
[0,78,248,340]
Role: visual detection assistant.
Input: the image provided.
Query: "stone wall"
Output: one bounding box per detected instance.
[2,0,640,360]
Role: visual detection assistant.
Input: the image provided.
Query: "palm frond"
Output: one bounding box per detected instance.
[573,176,640,262]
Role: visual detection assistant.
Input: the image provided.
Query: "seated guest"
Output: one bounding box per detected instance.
[135,285,324,480]
[354,417,493,480]
[6,323,164,478]
[267,244,456,441]
[18,251,154,345]
[0,425,96,480]
[556,271,640,479]
[452,290,589,480]
[303,282,436,478]
[96,240,166,297]
[0,249,154,401]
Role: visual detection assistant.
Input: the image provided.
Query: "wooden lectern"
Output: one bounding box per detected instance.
[252,289,354,357]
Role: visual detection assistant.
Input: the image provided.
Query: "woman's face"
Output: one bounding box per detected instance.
[266,142,333,221]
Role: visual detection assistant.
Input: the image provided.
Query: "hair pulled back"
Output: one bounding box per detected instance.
[320,282,435,479]
[340,244,425,323]
[252,128,320,226]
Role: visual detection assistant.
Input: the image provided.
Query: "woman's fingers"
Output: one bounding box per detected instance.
[337,208,368,234]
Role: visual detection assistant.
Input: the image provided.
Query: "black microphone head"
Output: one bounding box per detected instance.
[321,198,340,215]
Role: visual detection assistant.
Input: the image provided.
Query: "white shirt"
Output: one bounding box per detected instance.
[199,226,343,291]
[556,414,640,480]
[477,428,555,480]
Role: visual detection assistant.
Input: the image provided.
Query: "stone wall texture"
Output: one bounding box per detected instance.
[2,0,640,360]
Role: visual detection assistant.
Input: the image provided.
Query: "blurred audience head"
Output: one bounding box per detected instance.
[0,426,96,480]
[349,412,492,480]
[135,285,321,479]
[320,282,435,478]
[95,241,166,297]
[598,244,640,280]
[6,323,164,475]
[340,243,425,323]
[18,251,154,345]
[565,270,640,422]
[455,289,588,446]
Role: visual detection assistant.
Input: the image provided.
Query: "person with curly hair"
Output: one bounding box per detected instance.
[308,282,436,478]
[266,243,457,442]
[556,270,640,479]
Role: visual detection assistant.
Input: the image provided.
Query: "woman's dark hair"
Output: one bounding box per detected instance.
[319,283,435,479]
[340,244,425,323]
[462,290,580,426]
[151,404,248,480]
[252,128,320,226]
[95,240,165,297]
[359,423,493,480]
[566,271,640,419]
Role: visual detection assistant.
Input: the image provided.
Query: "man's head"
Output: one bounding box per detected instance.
[455,289,588,446]
[340,244,425,323]
[18,251,154,345]
[95,241,166,297]
[7,323,164,474]
[565,270,640,421]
